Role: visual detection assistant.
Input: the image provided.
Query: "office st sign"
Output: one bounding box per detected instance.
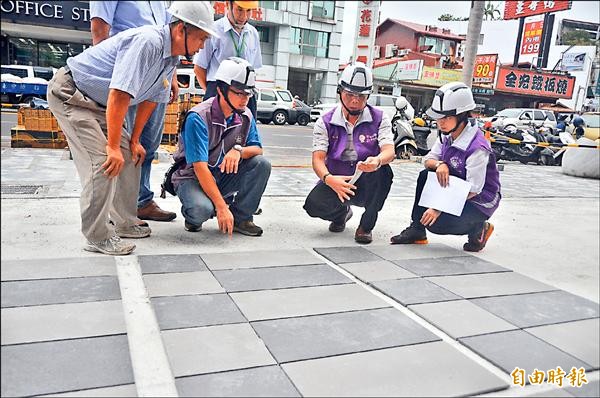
[503,1,572,20]
[496,67,575,99]
[0,0,90,29]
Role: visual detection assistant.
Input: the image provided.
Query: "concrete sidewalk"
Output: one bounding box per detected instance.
[1,147,599,397]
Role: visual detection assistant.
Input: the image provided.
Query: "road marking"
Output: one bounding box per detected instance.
[115,256,177,397]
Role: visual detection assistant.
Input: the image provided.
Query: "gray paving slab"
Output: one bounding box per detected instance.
[471,291,600,328]
[459,330,592,378]
[251,307,440,363]
[151,293,246,330]
[176,366,300,397]
[230,284,389,321]
[372,278,461,305]
[1,276,121,308]
[393,256,510,277]
[138,254,207,274]
[282,341,508,397]
[565,379,600,398]
[0,257,116,281]
[367,242,466,261]
[1,335,134,397]
[338,260,418,282]
[519,389,576,397]
[525,318,600,369]
[213,264,351,292]
[409,300,518,339]
[143,271,224,297]
[313,246,383,264]
[201,249,322,270]
[162,323,276,377]
[427,272,557,298]
[1,300,125,345]
[40,384,137,397]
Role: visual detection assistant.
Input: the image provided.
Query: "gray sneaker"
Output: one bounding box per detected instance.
[84,235,136,256]
[115,224,152,238]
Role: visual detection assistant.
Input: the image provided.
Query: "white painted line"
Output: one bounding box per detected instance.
[115,256,178,397]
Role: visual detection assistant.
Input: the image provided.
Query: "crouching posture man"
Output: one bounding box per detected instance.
[171,57,270,236]
[390,82,501,252]
[303,62,395,244]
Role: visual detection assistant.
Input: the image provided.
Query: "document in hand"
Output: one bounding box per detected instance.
[418,171,471,217]
[349,168,363,185]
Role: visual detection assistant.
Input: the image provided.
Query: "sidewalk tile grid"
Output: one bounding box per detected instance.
[1,276,121,308]
[0,335,134,397]
[459,330,593,380]
[137,254,207,274]
[564,379,600,398]
[393,255,510,277]
[314,246,383,264]
[251,307,440,363]
[175,366,301,397]
[201,249,322,270]
[371,278,462,305]
[143,271,224,297]
[367,242,467,261]
[38,383,138,397]
[338,260,419,282]
[0,256,116,281]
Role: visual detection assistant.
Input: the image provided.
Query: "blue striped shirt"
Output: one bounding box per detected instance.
[193,16,262,82]
[90,1,169,36]
[66,25,178,106]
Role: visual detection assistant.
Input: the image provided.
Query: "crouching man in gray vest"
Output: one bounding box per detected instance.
[171,57,270,236]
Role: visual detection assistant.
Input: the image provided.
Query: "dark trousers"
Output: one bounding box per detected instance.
[205,81,257,120]
[411,169,488,237]
[303,165,393,232]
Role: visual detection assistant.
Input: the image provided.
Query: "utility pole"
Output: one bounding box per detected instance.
[461,1,485,87]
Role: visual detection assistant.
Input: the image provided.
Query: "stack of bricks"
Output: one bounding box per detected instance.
[12,108,68,149]
[161,95,202,145]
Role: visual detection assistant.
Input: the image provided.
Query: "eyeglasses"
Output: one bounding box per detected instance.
[229,88,253,99]
[342,89,368,100]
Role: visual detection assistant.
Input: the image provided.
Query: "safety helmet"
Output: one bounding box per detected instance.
[233,1,259,9]
[426,82,476,120]
[215,57,256,94]
[168,1,219,38]
[338,62,373,95]
[395,96,408,111]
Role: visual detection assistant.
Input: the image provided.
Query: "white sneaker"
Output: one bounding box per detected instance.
[84,235,136,256]
[115,224,151,238]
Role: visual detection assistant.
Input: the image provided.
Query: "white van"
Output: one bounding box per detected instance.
[175,68,204,97]
[1,65,56,81]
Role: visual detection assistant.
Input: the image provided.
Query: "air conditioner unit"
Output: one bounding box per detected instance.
[373,45,381,59]
[397,49,409,56]
[385,44,395,58]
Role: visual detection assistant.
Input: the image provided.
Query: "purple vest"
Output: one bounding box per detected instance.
[441,128,501,217]
[323,105,383,176]
[172,97,252,186]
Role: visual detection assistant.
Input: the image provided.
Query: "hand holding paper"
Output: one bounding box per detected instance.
[418,171,471,217]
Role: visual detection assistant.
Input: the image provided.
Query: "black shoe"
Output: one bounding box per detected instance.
[463,222,494,252]
[390,224,428,244]
[329,207,353,233]
[184,221,202,232]
[234,220,263,236]
[355,226,373,244]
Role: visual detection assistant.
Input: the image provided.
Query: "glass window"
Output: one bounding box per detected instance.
[496,109,521,118]
[177,74,190,88]
[521,111,533,120]
[260,1,278,10]
[38,42,68,68]
[543,111,556,121]
[277,91,293,102]
[378,96,395,107]
[533,110,546,120]
[261,90,277,101]
[289,27,329,57]
[255,26,270,43]
[311,1,335,20]
[8,38,37,66]
[32,67,54,80]
[1,67,29,78]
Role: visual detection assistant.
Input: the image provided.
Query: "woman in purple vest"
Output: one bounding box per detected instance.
[303,63,396,244]
[391,82,501,252]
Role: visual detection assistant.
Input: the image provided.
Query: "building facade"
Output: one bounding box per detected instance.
[1,0,345,104]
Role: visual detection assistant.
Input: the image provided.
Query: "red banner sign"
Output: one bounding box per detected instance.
[473,54,498,83]
[213,1,263,21]
[496,67,575,99]
[520,20,544,55]
[504,1,571,20]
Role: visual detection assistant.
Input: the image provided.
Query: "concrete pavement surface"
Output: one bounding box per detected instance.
[1,147,599,397]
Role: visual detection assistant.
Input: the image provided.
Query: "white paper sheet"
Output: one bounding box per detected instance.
[418,171,471,217]
[349,168,363,185]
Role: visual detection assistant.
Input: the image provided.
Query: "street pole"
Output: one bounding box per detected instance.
[513,18,525,67]
[461,1,485,87]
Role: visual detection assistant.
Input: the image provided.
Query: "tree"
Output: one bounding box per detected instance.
[438,13,468,21]
[562,29,596,46]
[483,1,502,21]
[461,1,485,87]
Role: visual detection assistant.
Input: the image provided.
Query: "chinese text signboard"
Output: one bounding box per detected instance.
[472,54,498,84]
[520,20,544,55]
[496,67,575,99]
[213,1,263,21]
[395,60,423,81]
[418,66,462,87]
[504,1,572,20]
[353,0,380,67]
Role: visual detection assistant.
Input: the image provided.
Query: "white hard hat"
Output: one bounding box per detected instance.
[214,57,256,94]
[338,62,373,95]
[426,82,476,120]
[168,1,219,38]
[395,96,408,111]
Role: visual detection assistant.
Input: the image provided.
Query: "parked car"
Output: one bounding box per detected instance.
[176,68,205,98]
[1,64,56,103]
[292,99,311,126]
[482,108,557,131]
[310,93,401,122]
[1,65,55,81]
[256,88,300,125]
[566,112,600,141]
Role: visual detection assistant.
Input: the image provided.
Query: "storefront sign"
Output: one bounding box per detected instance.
[503,1,572,20]
[472,87,495,95]
[561,52,586,71]
[520,20,544,55]
[496,67,575,99]
[213,1,263,21]
[473,54,498,84]
[395,60,423,81]
[417,66,462,87]
[353,0,380,67]
[0,0,90,29]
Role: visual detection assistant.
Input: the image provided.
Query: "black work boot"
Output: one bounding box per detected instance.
[329,207,353,233]
[463,222,494,252]
[390,223,428,244]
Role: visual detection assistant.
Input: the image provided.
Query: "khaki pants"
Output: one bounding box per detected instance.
[47,67,140,242]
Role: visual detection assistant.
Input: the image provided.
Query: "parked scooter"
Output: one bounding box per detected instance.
[391,96,418,159]
[412,117,437,155]
[497,122,555,165]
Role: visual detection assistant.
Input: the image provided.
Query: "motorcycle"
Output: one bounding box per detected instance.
[391,96,418,159]
[497,122,555,165]
[412,117,437,155]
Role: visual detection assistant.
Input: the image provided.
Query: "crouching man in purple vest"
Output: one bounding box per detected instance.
[303,63,396,244]
[171,57,270,237]
[391,82,501,252]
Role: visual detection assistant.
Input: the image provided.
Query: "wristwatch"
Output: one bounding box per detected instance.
[434,160,445,170]
[233,144,243,155]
